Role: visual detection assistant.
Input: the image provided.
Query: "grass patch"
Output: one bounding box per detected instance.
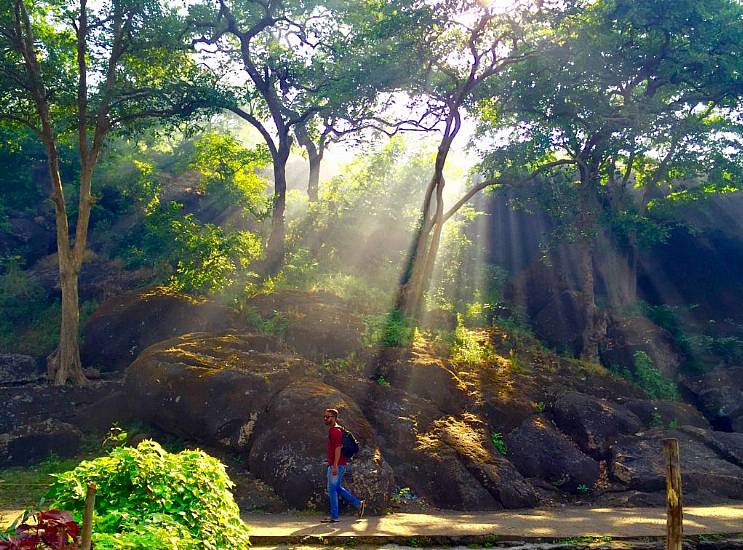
[0,453,93,510]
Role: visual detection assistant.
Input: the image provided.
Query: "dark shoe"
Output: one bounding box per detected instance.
[357,500,366,519]
[320,517,339,523]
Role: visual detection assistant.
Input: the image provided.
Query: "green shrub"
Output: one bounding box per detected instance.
[633,351,679,400]
[241,306,289,337]
[451,314,493,365]
[490,432,507,455]
[46,440,250,550]
[364,309,414,348]
[123,201,262,295]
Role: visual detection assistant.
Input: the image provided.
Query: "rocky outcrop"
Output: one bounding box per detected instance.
[0,381,118,434]
[0,419,82,467]
[124,331,395,512]
[602,316,681,379]
[621,398,709,429]
[82,287,241,371]
[124,331,306,449]
[246,290,366,360]
[0,354,44,385]
[505,416,600,493]
[679,426,743,469]
[404,416,537,510]
[248,379,394,513]
[611,428,743,499]
[551,391,643,458]
[681,367,743,431]
[33,253,154,303]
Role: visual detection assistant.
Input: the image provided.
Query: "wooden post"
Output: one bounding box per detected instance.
[80,483,96,550]
[663,438,683,550]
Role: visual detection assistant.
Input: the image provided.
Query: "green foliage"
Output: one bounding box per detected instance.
[0,259,98,355]
[124,201,262,295]
[0,258,46,328]
[534,401,546,414]
[364,309,415,348]
[643,303,743,371]
[428,204,510,324]
[189,133,271,217]
[450,314,493,366]
[632,351,679,400]
[376,376,391,387]
[576,484,589,495]
[477,0,743,259]
[47,440,250,550]
[490,432,506,455]
[241,306,288,337]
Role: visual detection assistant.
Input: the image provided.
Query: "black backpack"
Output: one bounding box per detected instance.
[338,426,360,459]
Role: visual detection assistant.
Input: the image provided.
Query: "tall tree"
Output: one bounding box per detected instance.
[191,0,341,272]
[192,0,426,269]
[292,1,427,202]
[394,0,563,319]
[476,0,743,361]
[0,0,213,384]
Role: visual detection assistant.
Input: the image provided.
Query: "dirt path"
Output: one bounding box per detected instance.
[3,504,742,542]
[243,504,743,542]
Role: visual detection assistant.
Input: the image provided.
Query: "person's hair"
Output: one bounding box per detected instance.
[325,408,339,418]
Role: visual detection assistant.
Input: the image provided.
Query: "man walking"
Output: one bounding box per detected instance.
[322,408,365,522]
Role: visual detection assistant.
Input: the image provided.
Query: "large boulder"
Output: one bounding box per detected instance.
[248,379,394,514]
[245,290,366,360]
[82,288,241,371]
[0,419,82,467]
[611,428,743,500]
[124,331,308,450]
[601,316,681,378]
[551,391,643,458]
[621,398,709,429]
[681,367,743,431]
[410,416,538,509]
[505,415,600,493]
[679,426,743,469]
[0,216,55,263]
[0,381,119,433]
[0,354,44,385]
[531,290,587,353]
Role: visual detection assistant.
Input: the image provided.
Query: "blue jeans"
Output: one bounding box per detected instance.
[327,465,361,519]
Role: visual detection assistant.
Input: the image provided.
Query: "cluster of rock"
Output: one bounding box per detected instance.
[3,288,743,514]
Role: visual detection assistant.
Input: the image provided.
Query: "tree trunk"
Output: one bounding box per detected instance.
[578,240,602,363]
[49,265,86,385]
[307,148,321,203]
[294,122,322,202]
[396,176,444,319]
[395,118,458,320]
[264,144,290,274]
[40,126,89,385]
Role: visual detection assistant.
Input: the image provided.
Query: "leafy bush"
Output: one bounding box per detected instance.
[124,201,262,295]
[364,309,414,348]
[189,132,271,217]
[241,306,289,336]
[633,351,679,400]
[46,440,250,550]
[450,314,493,365]
[490,432,507,455]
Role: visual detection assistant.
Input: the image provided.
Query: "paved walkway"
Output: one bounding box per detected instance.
[244,504,743,542]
